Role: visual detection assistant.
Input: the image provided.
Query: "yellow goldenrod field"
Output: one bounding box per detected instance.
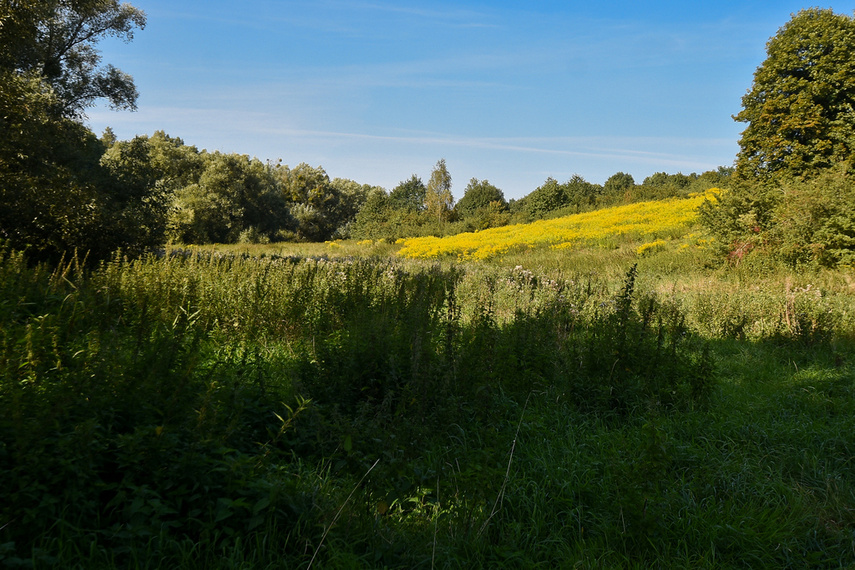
[396,189,721,260]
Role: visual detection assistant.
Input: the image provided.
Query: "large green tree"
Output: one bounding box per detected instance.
[522,177,564,219]
[602,172,635,203]
[276,163,340,242]
[1,0,153,260]
[328,178,378,238]
[1,0,146,117]
[171,152,288,244]
[0,70,103,259]
[103,131,209,249]
[521,175,599,220]
[388,175,426,213]
[734,8,855,180]
[0,70,173,260]
[701,9,855,267]
[456,178,509,230]
[456,178,506,218]
[349,176,430,241]
[563,174,601,212]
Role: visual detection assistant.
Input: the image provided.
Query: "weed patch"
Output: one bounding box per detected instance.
[1,243,854,567]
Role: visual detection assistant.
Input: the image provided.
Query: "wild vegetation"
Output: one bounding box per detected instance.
[699,8,855,270]
[3,3,855,568]
[395,189,719,260]
[2,229,854,568]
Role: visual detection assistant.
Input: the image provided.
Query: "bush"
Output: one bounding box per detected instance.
[700,166,855,268]
[771,167,855,267]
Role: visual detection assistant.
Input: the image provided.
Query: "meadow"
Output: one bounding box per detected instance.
[395,189,719,261]
[2,195,855,568]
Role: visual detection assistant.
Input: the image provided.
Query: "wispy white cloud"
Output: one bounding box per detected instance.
[89,103,733,167]
[243,124,731,168]
[91,0,764,195]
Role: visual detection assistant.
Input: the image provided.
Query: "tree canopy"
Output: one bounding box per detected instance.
[456,178,506,219]
[0,0,155,260]
[425,159,454,223]
[603,172,635,200]
[1,0,146,117]
[734,8,855,180]
[521,174,600,220]
[388,175,426,213]
[701,9,855,267]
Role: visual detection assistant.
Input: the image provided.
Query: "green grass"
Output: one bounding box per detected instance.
[1,238,855,568]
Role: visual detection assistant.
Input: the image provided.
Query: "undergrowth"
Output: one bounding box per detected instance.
[1,244,853,568]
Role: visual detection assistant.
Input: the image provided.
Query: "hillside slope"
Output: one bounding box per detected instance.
[397,189,720,260]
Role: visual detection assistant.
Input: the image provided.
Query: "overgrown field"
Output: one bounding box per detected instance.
[395,189,719,261]
[2,215,855,568]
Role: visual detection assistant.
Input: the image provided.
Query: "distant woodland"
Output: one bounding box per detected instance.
[2,4,855,267]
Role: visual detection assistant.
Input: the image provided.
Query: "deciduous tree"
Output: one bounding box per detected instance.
[456,178,506,218]
[1,0,147,117]
[170,153,287,244]
[603,172,635,202]
[424,159,454,223]
[0,0,153,260]
[734,8,855,180]
[388,175,426,212]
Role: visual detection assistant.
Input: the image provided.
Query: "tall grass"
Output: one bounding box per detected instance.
[1,236,854,568]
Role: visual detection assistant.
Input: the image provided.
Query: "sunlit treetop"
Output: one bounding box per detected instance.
[0,0,146,118]
[734,8,855,180]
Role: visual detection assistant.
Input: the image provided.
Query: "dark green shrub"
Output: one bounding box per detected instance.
[770,167,855,267]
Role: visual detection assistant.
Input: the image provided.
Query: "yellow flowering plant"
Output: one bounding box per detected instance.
[397,189,721,260]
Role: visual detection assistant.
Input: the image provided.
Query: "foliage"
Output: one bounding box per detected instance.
[599,169,733,207]
[700,167,855,268]
[99,135,181,255]
[697,179,776,262]
[0,71,172,261]
[2,0,374,253]
[0,2,164,262]
[2,239,855,567]
[0,0,147,117]
[138,130,206,190]
[603,171,635,201]
[0,249,315,567]
[170,152,289,244]
[263,163,376,242]
[166,156,379,245]
[349,190,392,239]
[562,173,602,212]
[0,250,714,564]
[734,8,855,180]
[387,174,426,213]
[522,177,565,219]
[351,172,475,241]
[328,177,378,238]
[519,174,601,220]
[769,167,855,267]
[683,9,855,268]
[455,178,509,231]
[456,178,507,218]
[424,158,454,223]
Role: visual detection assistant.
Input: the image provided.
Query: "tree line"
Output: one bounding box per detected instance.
[0,0,729,261]
[2,3,854,266]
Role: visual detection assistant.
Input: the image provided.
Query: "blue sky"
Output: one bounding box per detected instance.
[88,1,855,200]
